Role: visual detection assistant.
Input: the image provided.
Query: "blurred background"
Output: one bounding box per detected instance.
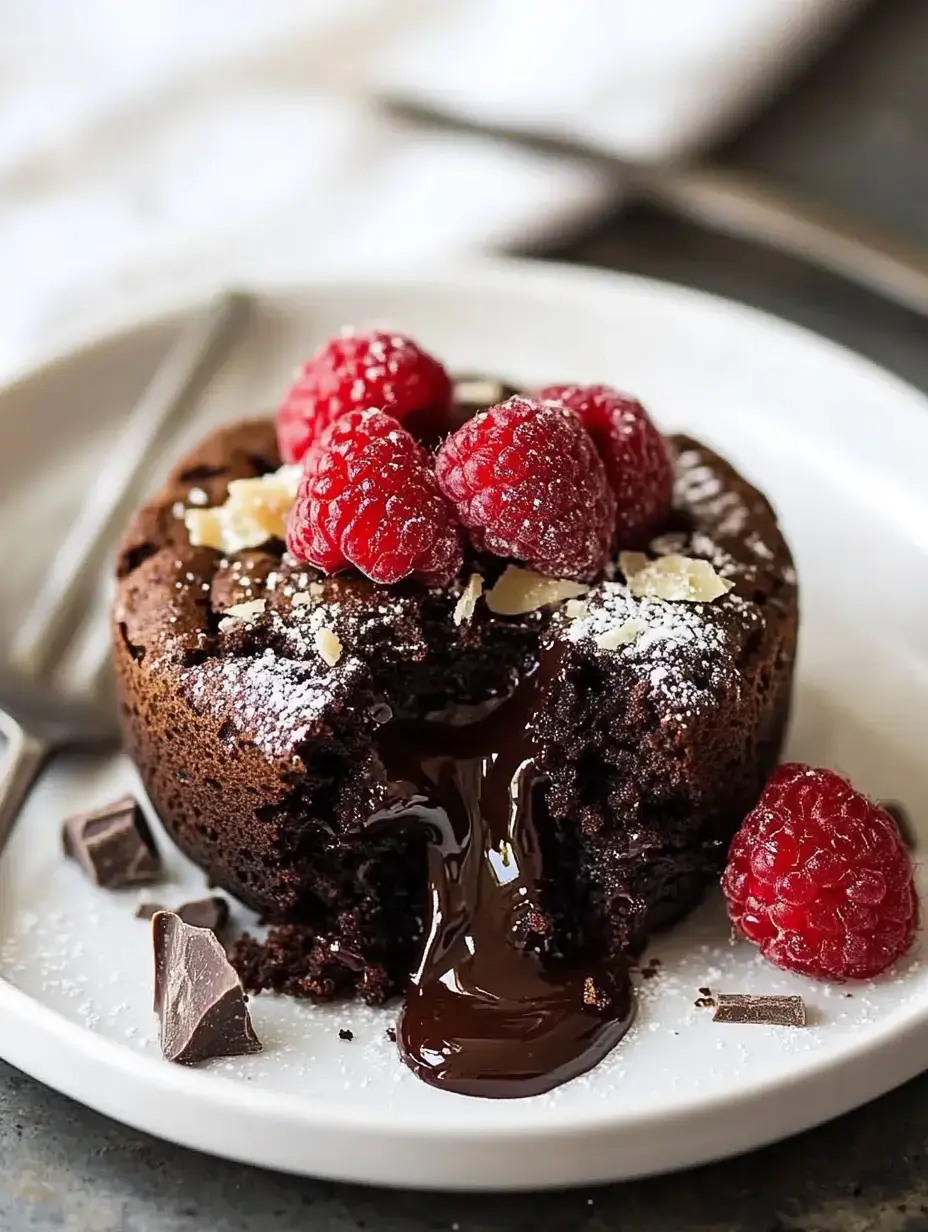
[3,0,916,383]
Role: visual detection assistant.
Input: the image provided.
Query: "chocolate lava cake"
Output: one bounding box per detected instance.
[113,389,798,1029]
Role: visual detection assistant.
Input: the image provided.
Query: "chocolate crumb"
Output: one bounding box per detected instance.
[713,993,806,1027]
[694,997,716,1009]
[230,923,392,1004]
[386,1027,397,1043]
[698,986,711,997]
[153,911,262,1064]
[137,896,229,934]
[338,1028,354,1042]
[638,956,663,980]
[63,796,161,888]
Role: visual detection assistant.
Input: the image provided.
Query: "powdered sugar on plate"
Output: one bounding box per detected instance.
[2,750,924,1117]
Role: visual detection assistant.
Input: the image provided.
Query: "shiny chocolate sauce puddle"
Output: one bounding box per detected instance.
[372,647,634,1099]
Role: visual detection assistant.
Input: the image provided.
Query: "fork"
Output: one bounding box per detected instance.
[0,290,252,851]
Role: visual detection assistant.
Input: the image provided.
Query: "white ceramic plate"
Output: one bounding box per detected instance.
[1,261,927,1192]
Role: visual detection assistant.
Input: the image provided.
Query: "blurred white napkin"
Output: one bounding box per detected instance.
[0,0,864,376]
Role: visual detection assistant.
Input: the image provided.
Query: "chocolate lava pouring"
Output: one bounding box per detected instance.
[375,645,633,1098]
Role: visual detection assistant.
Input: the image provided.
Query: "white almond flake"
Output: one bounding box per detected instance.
[454,377,506,406]
[594,619,645,651]
[485,566,588,616]
[453,574,483,626]
[218,598,266,632]
[225,599,266,620]
[292,580,325,607]
[565,599,589,620]
[185,464,302,554]
[619,552,734,603]
[315,627,342,667]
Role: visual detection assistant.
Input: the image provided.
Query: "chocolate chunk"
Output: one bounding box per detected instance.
[178,896,230,932]
[698,986,711,997]
[63,796,161,888]
[881,801,916,848]
[153,911,262,1064]
[694,997,716,1009]
[338,1028,354,1042]
[713,994,806,1027]
[137,896,229,934]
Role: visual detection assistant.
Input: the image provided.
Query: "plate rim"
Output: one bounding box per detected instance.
[2,256,927,1187]
[7,256,928,422]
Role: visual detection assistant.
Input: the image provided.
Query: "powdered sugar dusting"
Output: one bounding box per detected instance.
[180,650,368,760]
[563,582,746,715]
[557,440,794,715]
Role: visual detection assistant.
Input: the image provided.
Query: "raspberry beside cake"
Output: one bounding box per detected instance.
[112,337,798,1097]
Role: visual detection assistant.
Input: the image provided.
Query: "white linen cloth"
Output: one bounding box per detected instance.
[0,0,863,377]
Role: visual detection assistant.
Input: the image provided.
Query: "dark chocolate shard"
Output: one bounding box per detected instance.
[881,801,916,849]
[137,896,229,934]
[63,796,161,888]
[713,993,806,1027]
[153,911,262,1064]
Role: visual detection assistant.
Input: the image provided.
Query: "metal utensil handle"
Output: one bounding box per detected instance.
[0,714,47,854]
[384,99,928,320]
[638,165,928,319]
[11,289,252,679]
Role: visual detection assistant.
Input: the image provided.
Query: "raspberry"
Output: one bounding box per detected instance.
[722,764,918,980]
[287,409,462,586]
[537,384,673,548]
[276,330,453,465]
[434,396,615,581]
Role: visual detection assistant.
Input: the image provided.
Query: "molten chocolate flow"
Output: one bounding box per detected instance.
[374,646,634,1099]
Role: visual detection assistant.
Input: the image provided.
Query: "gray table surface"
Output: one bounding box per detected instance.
[4,1,928,1228]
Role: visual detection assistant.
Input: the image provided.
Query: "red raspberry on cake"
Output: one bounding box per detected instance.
[722,763,918,980]
[276,330,454,465]
[287,408,462,586]
[537,384,673,548]
[435,395,615,582]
